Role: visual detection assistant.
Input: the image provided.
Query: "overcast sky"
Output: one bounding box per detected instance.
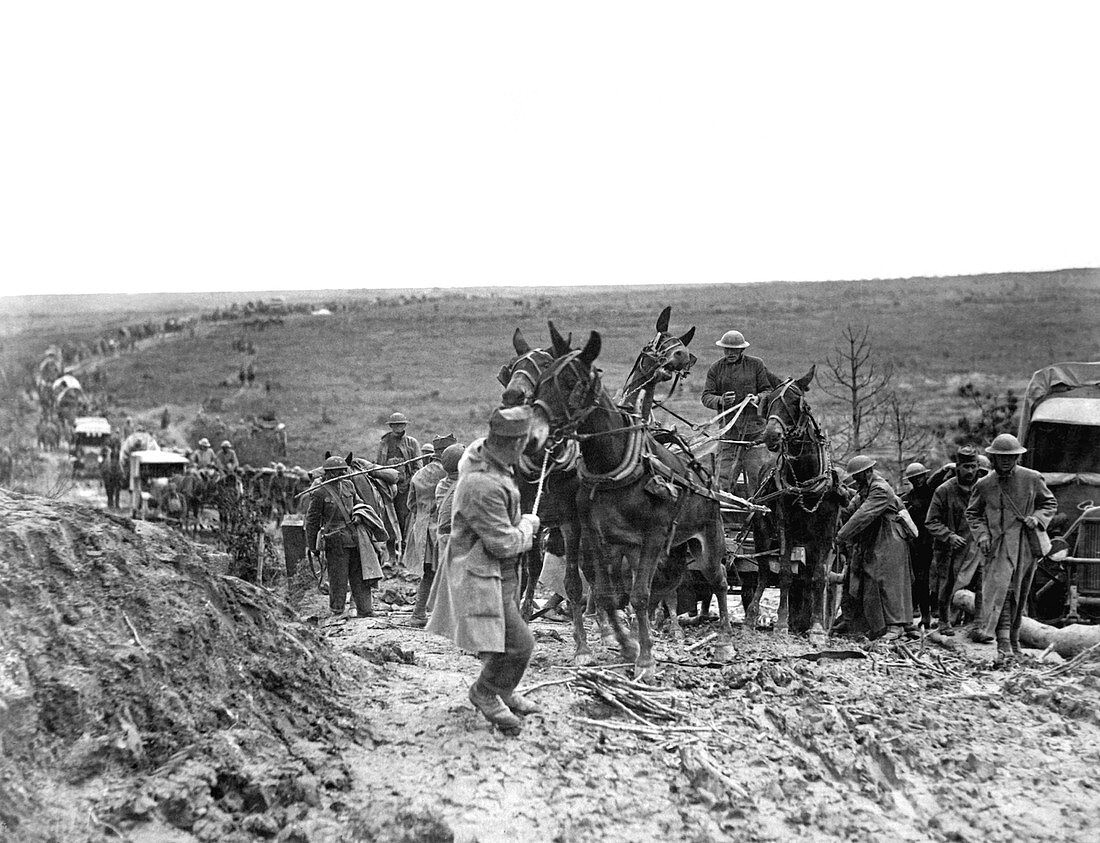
[2,2,1098,296]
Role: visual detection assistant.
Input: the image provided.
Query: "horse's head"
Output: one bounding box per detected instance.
[499,328,556,408]
[529,321,602,450]
[761,366,817,452]
[622,306,697,396]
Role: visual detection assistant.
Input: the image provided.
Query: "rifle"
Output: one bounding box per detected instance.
[293,454,426,501]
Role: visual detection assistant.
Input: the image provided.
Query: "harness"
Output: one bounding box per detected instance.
[759,379,836,513]
[617,331,696,412]
[498,348,555,393]
[534,350,766,512]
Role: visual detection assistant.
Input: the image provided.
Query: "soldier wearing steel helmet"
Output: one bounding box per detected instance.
[835,454,915,641]
[965,434,1058,662]
[701,330,782,495]
[192,437,217,469]
[376,411,421,541]
[902,462,935,630]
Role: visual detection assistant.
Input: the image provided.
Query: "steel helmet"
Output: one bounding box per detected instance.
[388,412,409,425]
[904,462,930,480]
[322,455,347,472]
[421,443,435,455]
[220,440,232,449]
[846,455,877,475]
[976,454,993,472]
[198,437,210,448]
[985,433,1026,455]
[715,330,750,349]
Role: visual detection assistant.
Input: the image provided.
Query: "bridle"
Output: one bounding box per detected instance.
[759,379,835,511]
[533,350,607,442]
[498,347,555,397]
[619,331,696,404]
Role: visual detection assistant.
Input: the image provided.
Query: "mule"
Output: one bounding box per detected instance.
[743,368,846,647]
[532,325,734,679]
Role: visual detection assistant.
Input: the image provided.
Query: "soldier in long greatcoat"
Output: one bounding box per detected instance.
[427,407,540,735]
[376,411,421,540]
[837,455,915,641]
[966,434,1057,661]
[925,446,983,634]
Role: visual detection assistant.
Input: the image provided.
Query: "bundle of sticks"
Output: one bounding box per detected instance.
[875,641,965,679]
[573,668,685,726]
[1039,640,1100,679]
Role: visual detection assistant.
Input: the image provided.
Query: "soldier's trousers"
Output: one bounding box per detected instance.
[720,441,771,497]
[327,543,372,615]
[475,563,535,699]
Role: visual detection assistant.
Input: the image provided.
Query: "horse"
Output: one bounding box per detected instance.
[531,324,735,679]
[36,419,60,452]
[500,307,698,660]
[742,368,846,647]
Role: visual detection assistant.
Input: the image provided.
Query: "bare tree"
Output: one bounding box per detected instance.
[821,323,893,457]
[885,390,934,484]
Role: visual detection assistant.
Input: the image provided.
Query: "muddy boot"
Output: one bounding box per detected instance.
[359,587,374,618]
[994,639,1014,668]
[468,684,523,735]
[408,570,433,627]
[501,691,541,716]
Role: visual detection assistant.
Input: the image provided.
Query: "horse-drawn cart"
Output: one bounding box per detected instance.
[70,416,112,478]
[129,450,191,521]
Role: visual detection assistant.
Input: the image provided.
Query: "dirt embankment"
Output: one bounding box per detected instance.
[0,489,364,841]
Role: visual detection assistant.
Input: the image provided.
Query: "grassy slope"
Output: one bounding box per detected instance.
[4,269,1098,470]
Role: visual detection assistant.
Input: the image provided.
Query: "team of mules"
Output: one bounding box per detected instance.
[500,311,844,678]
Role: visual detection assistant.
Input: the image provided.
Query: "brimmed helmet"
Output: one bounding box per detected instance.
[198,437,211,448]
[323,455,347,472]
[985,433,1026,455]
[904,462,930,480]
[220,440,232,449]
[715,330,750,349]
[388,412,409,425]
[846,455,876,475]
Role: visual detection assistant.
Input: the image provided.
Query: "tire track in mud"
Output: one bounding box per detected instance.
[316,591,1100,843]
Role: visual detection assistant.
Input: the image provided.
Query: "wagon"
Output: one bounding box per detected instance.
[1021,362,1100,623]
[70,416,112,477]
[129,450,191,521]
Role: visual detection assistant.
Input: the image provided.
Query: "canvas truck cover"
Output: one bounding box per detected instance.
[1019,361,1100,488]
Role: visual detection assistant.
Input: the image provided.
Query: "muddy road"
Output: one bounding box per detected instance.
[304,581,1100,843]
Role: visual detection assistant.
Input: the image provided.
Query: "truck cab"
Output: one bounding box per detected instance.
[1021,362,1100,622]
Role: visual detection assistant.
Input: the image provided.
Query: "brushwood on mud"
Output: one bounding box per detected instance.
[3,489,1100,842]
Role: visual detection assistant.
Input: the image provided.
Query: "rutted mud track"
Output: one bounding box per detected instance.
[3,489,1099,842]
[320,588,1100,843]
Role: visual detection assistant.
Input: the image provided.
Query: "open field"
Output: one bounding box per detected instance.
[4,269,1097,476]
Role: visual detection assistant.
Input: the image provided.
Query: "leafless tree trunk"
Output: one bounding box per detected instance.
[821,324,893,458]
[885,391,933,484]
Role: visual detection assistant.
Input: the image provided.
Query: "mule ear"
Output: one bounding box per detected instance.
[548,321,570,356]
[679,326,696,346]
[324,450,331,460]
[512,327,531,356]
[795,364,816,392]
[345,452,354,466]
[579,331,602,366]
[655,305,671,334]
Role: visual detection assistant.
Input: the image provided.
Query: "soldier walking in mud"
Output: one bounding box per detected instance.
[926,446,983,635]
[965,434,1058,663]
[902,462,934,629]
[376,412,420,543]
[405,434,457,627]
[306,456,383,618]
[427,407,541,736]
[700,329,781,495]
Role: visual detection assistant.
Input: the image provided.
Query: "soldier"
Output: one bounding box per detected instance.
[427,407,541,736]
[376,412,421,539]
[305,455,380,618]
[700,330,781,495]
[836,455,915,641]
[407,437,461,627]
[902,462,934,629]
[217,440,239,474]
[192,437,217,469]
[966,434,1058,662]
[926,446,983,635]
